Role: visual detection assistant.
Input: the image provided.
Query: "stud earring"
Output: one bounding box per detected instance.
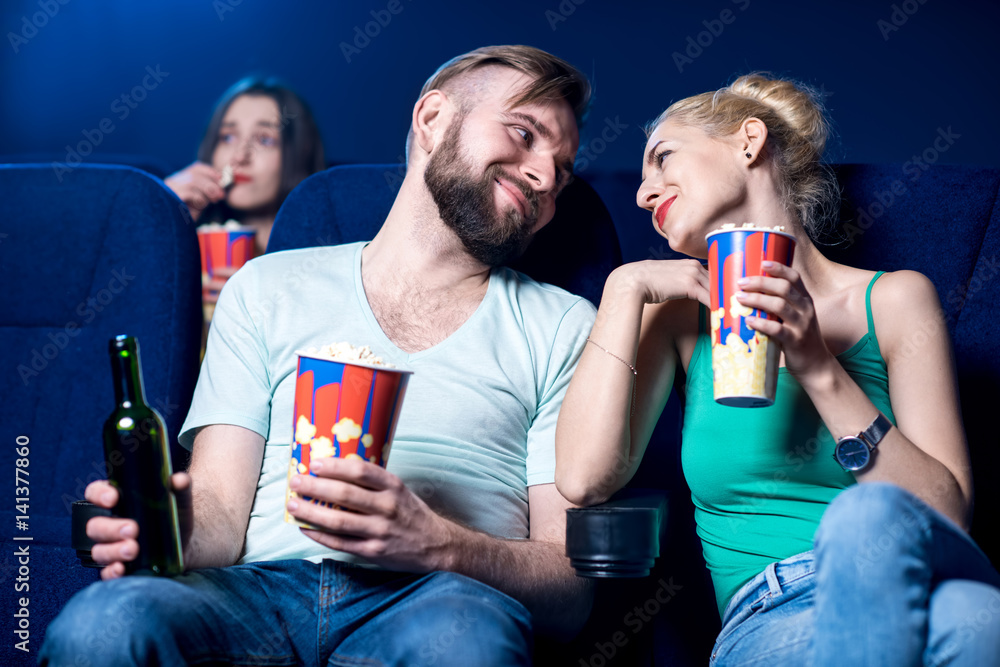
[746,152,752,159]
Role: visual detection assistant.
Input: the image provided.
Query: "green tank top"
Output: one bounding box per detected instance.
[682,271,895,617]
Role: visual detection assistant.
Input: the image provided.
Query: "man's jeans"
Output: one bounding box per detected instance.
[39,559,532,666]
[711,482,1000,666]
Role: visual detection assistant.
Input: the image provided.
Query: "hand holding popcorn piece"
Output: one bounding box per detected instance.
[219,164,234,189]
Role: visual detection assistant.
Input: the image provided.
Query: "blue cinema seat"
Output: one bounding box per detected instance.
[0,164,202,666]
[267,164,622,307]
[0,153,173,180]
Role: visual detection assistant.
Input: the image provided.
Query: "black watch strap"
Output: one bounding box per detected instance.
[860,413,893,449]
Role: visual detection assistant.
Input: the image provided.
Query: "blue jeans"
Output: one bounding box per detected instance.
[39,559,532,666]
[711,482,1000,666]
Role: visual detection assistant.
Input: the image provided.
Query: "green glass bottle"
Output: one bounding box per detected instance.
[102,335,184,576]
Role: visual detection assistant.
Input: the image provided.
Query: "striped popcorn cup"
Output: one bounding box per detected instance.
[706,227,796,408]
[196,225,256,309]
[284,353,412,527]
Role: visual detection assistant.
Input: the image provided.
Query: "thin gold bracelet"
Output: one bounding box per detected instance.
[586,337,637,417]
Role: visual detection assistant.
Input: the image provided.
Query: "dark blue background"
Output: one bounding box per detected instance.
[2,0,998,176]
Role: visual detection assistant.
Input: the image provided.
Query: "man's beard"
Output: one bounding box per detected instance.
[424,117,540,267]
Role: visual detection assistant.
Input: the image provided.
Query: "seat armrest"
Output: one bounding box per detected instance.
[71,500,112,568]
[565,490,668,578]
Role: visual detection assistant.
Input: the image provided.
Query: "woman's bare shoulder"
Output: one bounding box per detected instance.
[869,269,945,357]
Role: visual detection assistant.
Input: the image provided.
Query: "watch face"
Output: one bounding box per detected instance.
[835,437,870,471]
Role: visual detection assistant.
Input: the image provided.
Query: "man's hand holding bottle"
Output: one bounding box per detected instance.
[84,474,192,580]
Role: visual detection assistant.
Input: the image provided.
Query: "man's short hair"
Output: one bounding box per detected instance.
[419,45,591,126]
[405,45,591,162]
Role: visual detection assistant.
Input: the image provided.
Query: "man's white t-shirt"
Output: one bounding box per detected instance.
[179,242,596,564]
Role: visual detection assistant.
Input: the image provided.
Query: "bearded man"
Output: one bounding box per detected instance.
[42,45,596,666]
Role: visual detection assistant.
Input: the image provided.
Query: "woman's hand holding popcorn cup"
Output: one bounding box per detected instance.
[735,261,836,382]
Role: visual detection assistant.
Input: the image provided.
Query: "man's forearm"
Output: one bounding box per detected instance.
[183,483,246,569]
[438,522,593,639]
[184,425,264,570]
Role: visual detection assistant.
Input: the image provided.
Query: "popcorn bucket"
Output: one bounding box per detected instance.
[706,227,796,407]
[284,353,412,527]
[196,226,256,320]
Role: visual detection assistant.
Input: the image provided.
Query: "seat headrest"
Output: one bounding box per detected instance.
[268,164,622,305]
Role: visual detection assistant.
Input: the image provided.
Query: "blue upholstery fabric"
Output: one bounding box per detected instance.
[0,164,202,665]
[268,164,623,307]
[826,164,1000,568]
[0,153,173,179]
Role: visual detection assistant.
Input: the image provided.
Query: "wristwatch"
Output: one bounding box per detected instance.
[833,412,893,472]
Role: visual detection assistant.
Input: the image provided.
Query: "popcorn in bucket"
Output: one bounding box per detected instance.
[284,343,412,527]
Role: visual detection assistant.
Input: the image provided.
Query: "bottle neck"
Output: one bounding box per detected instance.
[110,345,145,407]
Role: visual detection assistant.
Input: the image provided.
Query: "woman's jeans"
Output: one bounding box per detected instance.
[711,482,1000,666]
[39,559,532,666]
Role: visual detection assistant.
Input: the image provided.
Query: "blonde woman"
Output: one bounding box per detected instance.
[556,75,1000,665]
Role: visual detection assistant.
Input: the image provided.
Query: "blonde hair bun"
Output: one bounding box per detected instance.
[727,74,829,158]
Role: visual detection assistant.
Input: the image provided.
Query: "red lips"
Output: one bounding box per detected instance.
[233,173,253,184]
[655,195,677,229]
